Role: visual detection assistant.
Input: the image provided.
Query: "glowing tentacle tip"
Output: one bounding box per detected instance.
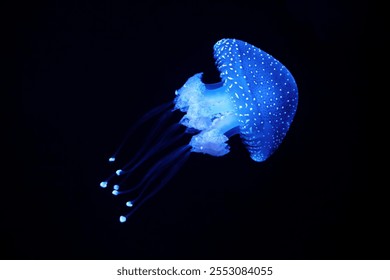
[119,216,127,223]
[112,190,119,196]
[100,181,107,188]
[126,201,134,207]
[113,184,120,190]
[108,157,115,162]
[116,169,123,176]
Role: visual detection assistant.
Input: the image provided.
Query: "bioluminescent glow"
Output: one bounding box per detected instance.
[100,38,298,222]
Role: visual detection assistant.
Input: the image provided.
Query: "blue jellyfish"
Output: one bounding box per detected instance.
[100,38,298,222]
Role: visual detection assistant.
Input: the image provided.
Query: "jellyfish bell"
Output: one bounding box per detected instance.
[175,38,298,162]
[100,38,298,222]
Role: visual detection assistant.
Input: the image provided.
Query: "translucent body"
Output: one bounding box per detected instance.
[100,38,298,222]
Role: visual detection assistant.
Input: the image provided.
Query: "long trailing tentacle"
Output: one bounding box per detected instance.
[101,122,185,191]
[100,101,192,222]
[108,101,173,163]
[117,145,191,222]
[100,101,179,189]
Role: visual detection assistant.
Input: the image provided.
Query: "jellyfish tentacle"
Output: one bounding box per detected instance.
[117,127,187,189]
[115,124,184,184]
[108,101,173,162]
[115,145,189,195]
[101,117,185,192]
[118,145,191,222]
[118,120,178,175]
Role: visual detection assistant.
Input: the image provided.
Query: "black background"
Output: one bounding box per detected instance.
[3,0,379,259]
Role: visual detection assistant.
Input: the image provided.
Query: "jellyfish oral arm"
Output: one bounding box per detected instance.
[174,73,240,157]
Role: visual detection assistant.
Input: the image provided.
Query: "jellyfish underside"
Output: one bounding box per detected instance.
[174,73,243,157]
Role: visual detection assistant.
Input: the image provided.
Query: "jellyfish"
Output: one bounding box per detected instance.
[100,38,298,222]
